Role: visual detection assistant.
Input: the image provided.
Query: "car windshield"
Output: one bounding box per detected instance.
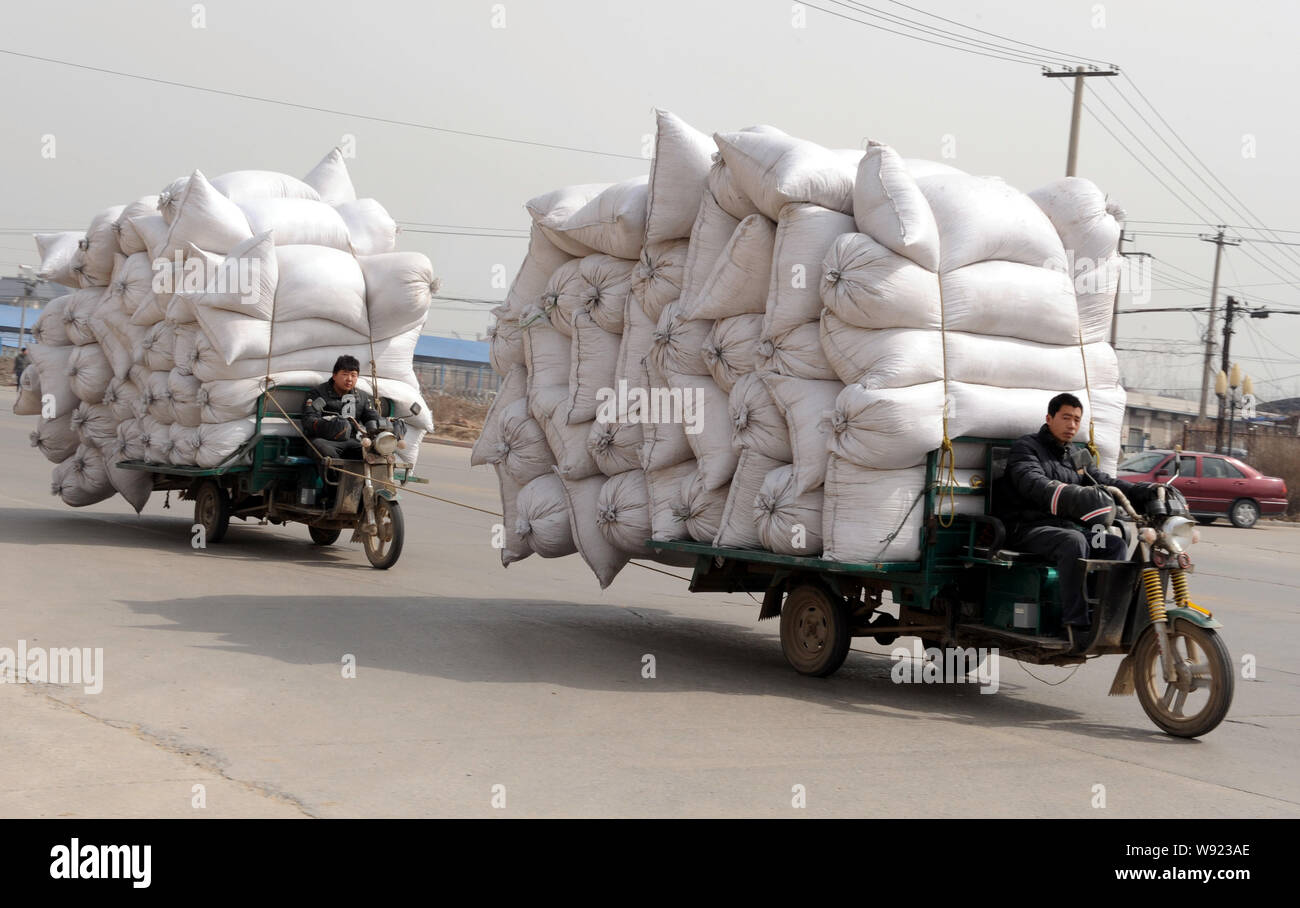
[1119,452,1165,473]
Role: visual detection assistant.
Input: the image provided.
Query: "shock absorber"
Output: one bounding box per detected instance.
[1142,567,1167,622]
[1169,569,1190,609]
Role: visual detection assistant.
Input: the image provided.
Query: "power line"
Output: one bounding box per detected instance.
[826,1,1072,67]
[883,0,1109,67]
[802,2,1065,66]
[0,48,644,161]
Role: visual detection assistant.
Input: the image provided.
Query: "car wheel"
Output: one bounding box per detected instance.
[1229,498,1260,529]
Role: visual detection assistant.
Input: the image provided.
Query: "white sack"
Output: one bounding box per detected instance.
[762,203,856,338]
[714,448,790,549]
[358,251,434,338]
[31,413,79,463]
[917,173,1067,274]
[66,343,112,404]
[646,459,696,541]
[755,465,824,555]
[678,193,740,313]
[14,364,42,415]
[539,177,648,260]
[681,213,775,320]
[51,444,115,508]
[568,311,621,424]
[238,197,352,251]
[31,295,73,346]
[526,183,608,257]
[63,288,103,346]
[819,232,941,331]
[558,471,630,588]
[75,205,126,287]
[678,468,729,542]
[644,109,716,245]
[852,143,941,271]
[596,469,655,557]
[301,147,357,206]
[494,398,556,486]
[702,312,763,393]
[761,373,842,494]
[587,418,644,477]
[714,130,859,221]
[27,344,77,417]
[71,400,118,450]
[113,197,160,256]
[515,473,578,558]
[163,170,253,256]
[35,232,83,288]
[648,300,711,376]
[630,238,688,323]
[102,432,153,513]
[211,170,320,204]
[471,364,525,466]
[728,372,791,460]
[542,258,583,337]
[494,465,532,566]
[755,322,837,381]
[663,370,737,491]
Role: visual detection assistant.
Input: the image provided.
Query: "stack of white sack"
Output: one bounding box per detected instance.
[474,112,1128,584]
[24,148,435,513]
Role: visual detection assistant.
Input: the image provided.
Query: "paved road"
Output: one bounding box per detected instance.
[1,386,1297,818]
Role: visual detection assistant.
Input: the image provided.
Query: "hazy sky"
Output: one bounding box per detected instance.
[3,0,1298,400]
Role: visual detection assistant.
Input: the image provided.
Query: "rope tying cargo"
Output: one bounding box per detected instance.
[1076,322,1099,465]
[935,270,957,528]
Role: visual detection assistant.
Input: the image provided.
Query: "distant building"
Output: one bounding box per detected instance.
[413,336,497,398]
[1121,390,1290,452]
[0,282,64,349]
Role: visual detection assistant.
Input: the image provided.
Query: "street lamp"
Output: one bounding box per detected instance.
[1215,365,1252,456]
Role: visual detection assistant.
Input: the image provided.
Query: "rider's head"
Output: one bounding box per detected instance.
[1045,392,1084,445]
[332,355,360,394]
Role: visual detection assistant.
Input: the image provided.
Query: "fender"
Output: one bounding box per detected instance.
[1109,606,1224,696]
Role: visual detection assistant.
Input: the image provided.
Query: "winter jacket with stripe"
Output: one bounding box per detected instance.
[997,424,1134,536]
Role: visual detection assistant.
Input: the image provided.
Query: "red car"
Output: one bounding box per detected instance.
[1117,450,1289,528]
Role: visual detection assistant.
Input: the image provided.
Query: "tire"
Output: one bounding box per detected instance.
[1229,498,1260,529]
[309,526,341,546]
[1194,516,1216,527]
[1132,621,1234,738]
[362,497,403,569]
[779,584,852,677]
[194,480,231,544]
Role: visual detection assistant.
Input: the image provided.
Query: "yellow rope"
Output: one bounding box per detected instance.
[1077,325,1099,466]
[936,272,957,527]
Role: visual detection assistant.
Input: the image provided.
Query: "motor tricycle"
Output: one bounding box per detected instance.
[648,437,1234,738]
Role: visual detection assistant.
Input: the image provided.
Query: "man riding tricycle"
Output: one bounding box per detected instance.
[649,394,1234,738]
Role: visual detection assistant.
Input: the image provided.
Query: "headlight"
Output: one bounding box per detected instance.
[372,431,399,455]
[1161,515,1196,553]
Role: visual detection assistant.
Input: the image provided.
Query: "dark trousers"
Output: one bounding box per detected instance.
[309,437,363,460]
[1010,525,1128,627]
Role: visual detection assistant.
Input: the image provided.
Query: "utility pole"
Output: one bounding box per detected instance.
[1110,229,1151,347]
[1043,66,1119,176]
[1214,295,1238,453]
[1197,228,1241,420]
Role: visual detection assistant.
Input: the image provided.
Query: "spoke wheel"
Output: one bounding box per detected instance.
[779,584,852,677]
[1229,499,1259,529]
[362,498,404,569]
[1132,622,1234,738]
[194,480,230,544]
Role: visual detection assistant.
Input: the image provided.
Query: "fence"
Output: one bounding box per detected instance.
[413,361,501,402]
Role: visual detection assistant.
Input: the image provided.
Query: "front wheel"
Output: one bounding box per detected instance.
[1132,621,1234,738]
[1229,498,1260,529]
[362,497,403,569]
[779,584,852,677]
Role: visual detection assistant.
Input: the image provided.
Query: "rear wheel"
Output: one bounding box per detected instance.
[362,497,404,569]
[309,526,341,546]
[194,480,231,544]
[1132,621,1234,738]
[779,584,852,677]
[1229,498,1259,529]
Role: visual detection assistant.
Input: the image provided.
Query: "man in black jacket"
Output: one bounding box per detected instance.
[302,355,384,460]
[998,393,1158,644]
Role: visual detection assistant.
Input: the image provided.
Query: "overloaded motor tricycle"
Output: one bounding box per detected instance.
[649,437,1234,738]
[119,385,422,569]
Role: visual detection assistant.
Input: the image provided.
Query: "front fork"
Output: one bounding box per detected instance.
[360,459,377,533]
[1141,565,1191,683]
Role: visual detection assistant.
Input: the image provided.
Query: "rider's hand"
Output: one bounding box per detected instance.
[1055,483,1114,522]
[1126,481,1160,505]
